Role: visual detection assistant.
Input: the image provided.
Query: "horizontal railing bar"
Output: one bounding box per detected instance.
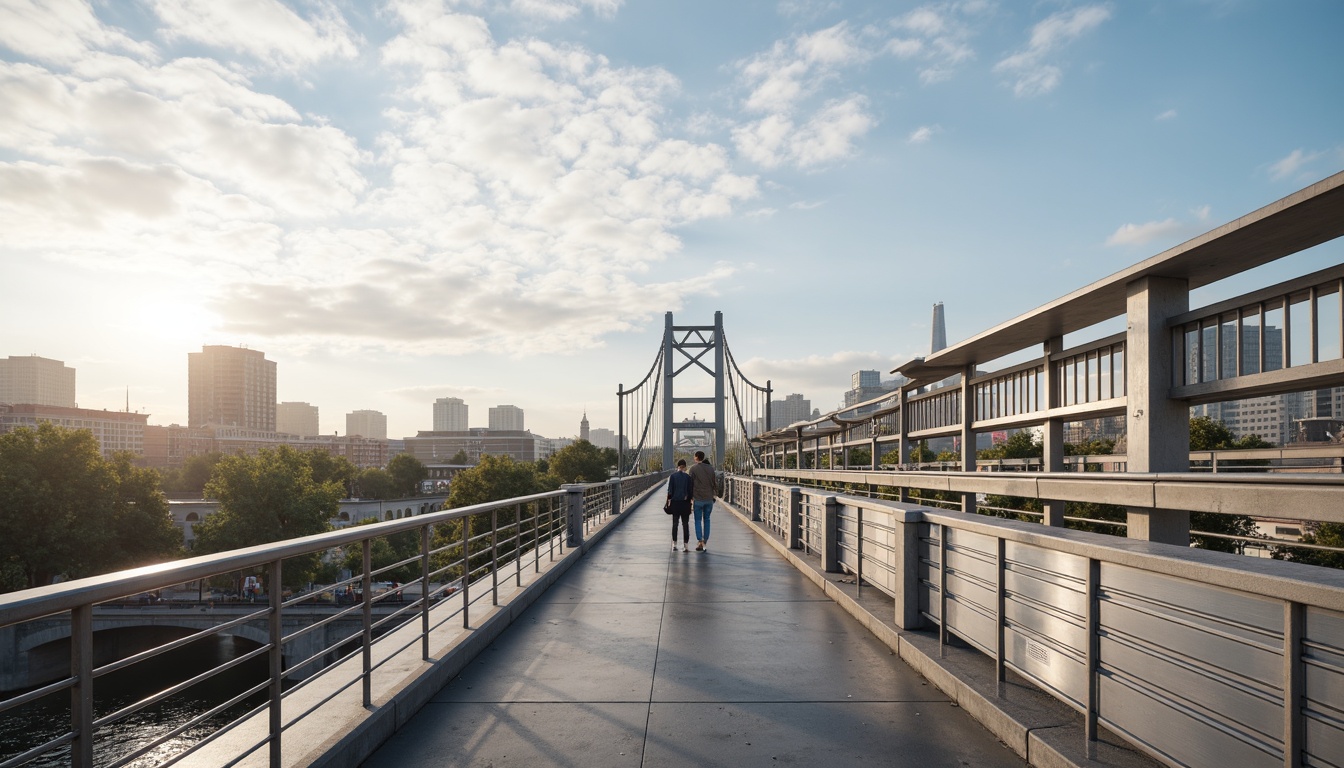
[0,674,74,715]
[93,642,270,729]
[108,678,270,768]
[0,732,74,768]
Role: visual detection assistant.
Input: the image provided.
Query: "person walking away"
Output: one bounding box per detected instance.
[666,459,693,551]
[688,450,718,552]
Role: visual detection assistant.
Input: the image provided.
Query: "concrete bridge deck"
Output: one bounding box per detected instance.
[362,488,1025,767]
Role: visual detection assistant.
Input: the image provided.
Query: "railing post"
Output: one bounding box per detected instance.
[822,495,840,572]
[788,487,803,550]
[893,509,923,630]
[362,539,373,706]
[421,524,432,660]
[268,558,284,766]
[751,480,762,522]
[564,484,585,548]
[610,479,622,517]
[1042,336,1067,526]
[71,603,93,768]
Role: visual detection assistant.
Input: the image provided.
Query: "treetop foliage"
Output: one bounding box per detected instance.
[0,423,181,591]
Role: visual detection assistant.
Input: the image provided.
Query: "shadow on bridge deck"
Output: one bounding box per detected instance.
[362,489,1025,767]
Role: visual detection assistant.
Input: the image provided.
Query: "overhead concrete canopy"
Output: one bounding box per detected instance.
[896,170,1344,386]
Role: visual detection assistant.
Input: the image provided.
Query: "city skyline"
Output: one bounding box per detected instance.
[1,2,1341,440]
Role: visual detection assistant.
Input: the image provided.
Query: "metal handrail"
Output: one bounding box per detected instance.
[0,473,664,768]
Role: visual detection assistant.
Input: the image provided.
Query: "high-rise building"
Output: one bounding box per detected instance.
[489,404,524,431]
[0,355,76,407]
[770,394,812,428]
[188,345,276,430]
[433,397,468,431]
[845,370,904,408]
[346,410,387,440]
[277,402,319,437]
[931,302,947,354]
[580,411,590,442]
[1,403,146,457]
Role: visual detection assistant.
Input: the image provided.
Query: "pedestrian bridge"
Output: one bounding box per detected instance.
[3,171,1344,768]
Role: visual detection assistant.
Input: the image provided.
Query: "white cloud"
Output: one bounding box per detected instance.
[735,350,908,408]
[0,0,761,358]
[1268,148,1327,182]
[0,0,157,65]
[509,0,623,21]
[908,124,939,143]
[995,5,1111,97]
[886,3,983,85]
[731,24,878,169]
[148,0,360,71]
[1106,205,1211,247]
[1155,108,1177,121]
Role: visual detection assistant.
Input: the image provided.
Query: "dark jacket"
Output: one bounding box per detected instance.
[688,461,717,501]
[667,470,693,502]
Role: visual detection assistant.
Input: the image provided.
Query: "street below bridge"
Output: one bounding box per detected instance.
[363,487,1025,767]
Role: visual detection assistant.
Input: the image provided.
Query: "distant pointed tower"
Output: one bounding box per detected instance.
[930,302,947,355]
[580,410,590,442]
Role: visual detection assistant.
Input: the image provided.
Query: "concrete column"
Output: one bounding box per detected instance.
[788,487,803,549]
[893,510,924,630]
[1125,276,1191,545]
[564,484,585,547]
[822,496,840,572]
[870,435,879,470]
[751,480,762,521]
[960,365,977,515]
[898,386,913,503]
[1041,336,1067,526]
[609,479,622,516]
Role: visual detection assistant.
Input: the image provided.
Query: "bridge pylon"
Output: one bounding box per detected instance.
[662,311,726,469]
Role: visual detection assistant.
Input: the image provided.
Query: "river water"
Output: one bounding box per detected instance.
[0,635,269,767]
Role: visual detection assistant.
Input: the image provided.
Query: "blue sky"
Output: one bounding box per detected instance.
[1,0,1341,441]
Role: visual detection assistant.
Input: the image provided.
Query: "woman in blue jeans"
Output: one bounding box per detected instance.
[666,460,693,551]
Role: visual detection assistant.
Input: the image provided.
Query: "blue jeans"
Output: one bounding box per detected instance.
[693,500,714,542]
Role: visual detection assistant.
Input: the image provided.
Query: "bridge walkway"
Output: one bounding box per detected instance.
[363,487,1025,767]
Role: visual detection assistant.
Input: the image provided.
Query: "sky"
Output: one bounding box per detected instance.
[1,0,1342,442]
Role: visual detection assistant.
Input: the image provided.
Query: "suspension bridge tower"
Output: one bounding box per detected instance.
[663,311,725,468]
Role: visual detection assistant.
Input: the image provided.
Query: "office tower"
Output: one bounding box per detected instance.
[931,302,947,354]
[346,410,387,440]
[0,355,76,407]
[188,345,276,430]
[277,402,320,437]
[852,370,880,389]
[580,411,590,441]
[770,394,812,428]
[433,397,468,431]
[489,404,525,431]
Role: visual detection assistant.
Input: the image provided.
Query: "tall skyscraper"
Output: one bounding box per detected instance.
[489,404,525,431]
[188,345,276,430]
[433,397,469,431]
[770,394,812,427]
[931,302,947,354]
[277,402,319,437]
[346,410,387,439]
[0,355,76,407]
[580,411,590,441]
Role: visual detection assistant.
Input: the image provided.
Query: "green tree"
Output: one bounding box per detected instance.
[1275,523,1344,568]
[447,449,470,465]
[306,450,358,498]
[341,518,422,583]
[549,440,611,483]
[978,430,1042,461]
[1185,416,1266,553]
[447,454,542,509]
[160,451,223,497]
[387,453,429,497]
[0,424,181,590]
[193,446,341,559]
[356,467,397,499]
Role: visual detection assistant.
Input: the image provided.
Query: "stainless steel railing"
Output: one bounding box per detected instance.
[0,473,664,767]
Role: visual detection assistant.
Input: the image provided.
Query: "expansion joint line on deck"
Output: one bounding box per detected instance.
[640,481,675,768]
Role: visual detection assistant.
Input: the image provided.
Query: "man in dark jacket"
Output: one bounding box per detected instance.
[688,450,718,552]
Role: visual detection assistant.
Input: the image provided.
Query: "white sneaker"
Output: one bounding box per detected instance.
[682,545,689,552]
[672,542,678,550]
